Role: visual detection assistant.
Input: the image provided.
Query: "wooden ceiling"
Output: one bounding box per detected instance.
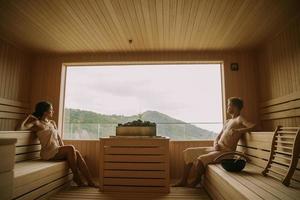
[0,0,299,53]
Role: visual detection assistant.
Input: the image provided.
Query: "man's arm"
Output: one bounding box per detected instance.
[234,117,256,134]
[213,130,223,146]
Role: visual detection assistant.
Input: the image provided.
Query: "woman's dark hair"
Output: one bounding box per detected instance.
[32,101,52,119]
[228,97,244,110]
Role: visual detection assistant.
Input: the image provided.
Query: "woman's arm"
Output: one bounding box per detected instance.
[17,115,40,131]
[50,120,64,146]
[58,134,64,146]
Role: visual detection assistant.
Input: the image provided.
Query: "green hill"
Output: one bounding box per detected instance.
[63,108,218,140]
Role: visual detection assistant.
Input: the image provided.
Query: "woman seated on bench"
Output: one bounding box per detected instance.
[173,97,256,187]
[18,101,96,187]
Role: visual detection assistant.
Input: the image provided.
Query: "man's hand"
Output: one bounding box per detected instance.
[231,129,240,134]
[214,143,221,151]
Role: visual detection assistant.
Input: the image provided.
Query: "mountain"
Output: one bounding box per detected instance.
[63,108,218,140]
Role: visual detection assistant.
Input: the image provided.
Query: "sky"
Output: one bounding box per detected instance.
[64,64,223,132]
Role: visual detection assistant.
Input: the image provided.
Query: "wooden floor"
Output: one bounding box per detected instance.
[50,186,211,200]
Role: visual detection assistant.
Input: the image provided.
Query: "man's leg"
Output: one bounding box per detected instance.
[189,160,205,187]
[172,162,193,187]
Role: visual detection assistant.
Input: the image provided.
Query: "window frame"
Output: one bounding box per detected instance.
[58,61,225,141]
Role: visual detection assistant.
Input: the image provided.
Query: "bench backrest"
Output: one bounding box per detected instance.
[0,98,29,131]
[0,131,41,162]
[237,130,300,183]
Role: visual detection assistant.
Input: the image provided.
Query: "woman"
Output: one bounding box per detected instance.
[18,101,96,187]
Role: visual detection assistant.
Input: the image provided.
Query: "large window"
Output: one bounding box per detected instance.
[63,64,223,140]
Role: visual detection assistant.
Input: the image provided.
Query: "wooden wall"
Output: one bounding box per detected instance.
[258,16,300,130]
[0,39,31,130]
[64,140,213,180]
[30,50,260,128]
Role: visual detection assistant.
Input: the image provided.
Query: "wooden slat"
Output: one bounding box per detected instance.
[0,98,29,108]
[277,130,298,134]
[101,185,169,193]
[276,135,295,139]
[0,104,29,114]
[260,92,300,108]
[275,145,293,151]
[0,111,26,119]
[103,170,165,179]
[275,150,292,156]
[103,138,166,147]
[14,174,72,200]
[13,169,71,198]
[104,155,166,163]
[103,178,165,187]
[236,146,269,160]
[15,152,40,162]
[15,145,41,154]
[205,165,263,200]
[104,146,166,155]
[275,140,294,145]
[0,131,39,146]
[104,162,165,171]
[261,108,300,120]
[260,99,300,114]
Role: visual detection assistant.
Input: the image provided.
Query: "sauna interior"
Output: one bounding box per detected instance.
[0,0,300,199]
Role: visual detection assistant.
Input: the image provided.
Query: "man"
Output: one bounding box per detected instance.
[172,97,255,187]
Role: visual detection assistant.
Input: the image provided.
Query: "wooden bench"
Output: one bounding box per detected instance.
[0,131,72,200]
[204,130,300,200]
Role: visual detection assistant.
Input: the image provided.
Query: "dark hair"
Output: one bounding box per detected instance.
[32,101,52,119]
[228,97,243,110]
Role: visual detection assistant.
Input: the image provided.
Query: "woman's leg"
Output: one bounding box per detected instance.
[75,150,97,187]
[172,162,193,187]
[53,145,84,186]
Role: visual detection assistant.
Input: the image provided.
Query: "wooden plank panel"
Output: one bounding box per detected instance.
[14,174,72,200]
[104,162,165,171]
[0,111,27,120]
[0,40,31,131]
[103,170,165,179]
[15,145,41,154]
[15,152,40,162]
[0,98,29,108]
[104,146,166,155]
[103,138,166,146]
[261,108,300,120]
[13,169,71,198]
[102,185,169,193]
[260,100,300,114]
[260,92,300,108]
[1,0,299,52]
[0,105,29,113]
[258,17,300,130]
[0,131,39,146]
[104,155,166,163]
[103,178,165,187]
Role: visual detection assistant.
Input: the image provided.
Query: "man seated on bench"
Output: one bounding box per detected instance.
[18,101,97,187]
[172,97,255,187]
